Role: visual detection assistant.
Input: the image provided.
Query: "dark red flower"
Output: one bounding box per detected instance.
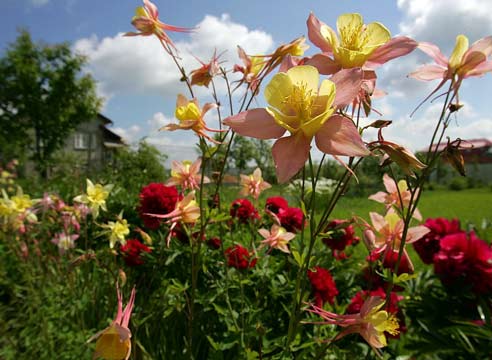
[433,231,492,294]
[138,183,180,230]
[307,266,339,307]
[368,249,413,275]
[265,196,289,214]
[120,239,152,266]
[207,237,222,250]
[225,244,257,269]
[413,217,463,264]
[278,207,304,232]
[322,220,360,259]
[346,288,406,336]
[230,198,260,223]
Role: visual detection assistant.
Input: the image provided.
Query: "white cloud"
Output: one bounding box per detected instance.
[30,0,49,7]
[112,125,142,144]
[73,14,274,99]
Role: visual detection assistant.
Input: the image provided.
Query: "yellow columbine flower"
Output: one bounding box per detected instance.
[321,13,390,68]
[265,65,336,139]
[105,218,130,249]
[74,179,113,218]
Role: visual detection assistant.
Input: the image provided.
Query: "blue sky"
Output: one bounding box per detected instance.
[3,0,492,163]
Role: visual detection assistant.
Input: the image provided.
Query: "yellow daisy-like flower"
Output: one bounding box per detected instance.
[74,179,113,218]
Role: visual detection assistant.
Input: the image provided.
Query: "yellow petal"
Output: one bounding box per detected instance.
[264,72,293,111]
[334,47,371,68]
[175,103,201,121]
[94,326,131,360]
[449,34,469,70]
[337,13,363,38]
[364,22,391,48]
[286,65,319,94]
[315,79,336,113]
[320,24,339,48]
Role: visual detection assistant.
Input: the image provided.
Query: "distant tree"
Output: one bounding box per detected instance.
[0,30,101,177]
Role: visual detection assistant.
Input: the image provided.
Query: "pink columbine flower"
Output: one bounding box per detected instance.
[166,158,210,191]
[305,296,399,354]
[125,0,192,53]
[409,35,492,100]
[363,212,430,273]
[89,285,136,360]
[306,13,417,74]
[160,94,222,143]
[51,232,79,254]
[258,224,295,253]
[239,168,271,200]
[223,65,369,183]
[146,191,200,246]
[369,173,422,220]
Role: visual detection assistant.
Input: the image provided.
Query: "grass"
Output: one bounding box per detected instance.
[330,188,492,238]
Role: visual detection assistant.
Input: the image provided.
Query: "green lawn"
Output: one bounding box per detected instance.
[331,188,492,239]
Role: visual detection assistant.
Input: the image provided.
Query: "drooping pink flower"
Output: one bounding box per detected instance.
[89,285,136,360]
[125,0,192,53]
[190,50,222,87]
[225,244,257,270]
[258,224,295,254]
[409,35,492,104]
[166,158,210,191]
[433,231,492,294]
[239,168,271,200]
[223,65,369,183]
[306,12,417,74]
[413,217,463,264]
[51,232,78,254]
[305,296,399,354]
[369,173,422,220]
[307,266,339,307]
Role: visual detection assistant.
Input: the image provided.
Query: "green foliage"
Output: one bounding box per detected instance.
[0,29,101,176]
[448,176,468,191]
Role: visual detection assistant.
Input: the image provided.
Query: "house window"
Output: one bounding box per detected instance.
[74,132,88,150]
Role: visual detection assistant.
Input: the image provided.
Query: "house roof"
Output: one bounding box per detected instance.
[97,113,113,125]
[420,138,492,153]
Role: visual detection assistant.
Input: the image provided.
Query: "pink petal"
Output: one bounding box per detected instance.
[408,64,447,81]
[121,287,136,328]
[223,109,285,139]
[368,191,387,203]
[417,42,449,67]
[330,68,363,108]
[143,0,159,19]
[258,228,270,239]
[279,54,301,72]
[272,134,311,183]
[315,115,369,156]
[460,51,487,76]
[304,53,341,75]
[465,60,492,77]
[306,13,332,53]
[468,35,492,57]
[407,225,430,243]
[382,173,397,193]
[369,212,386,232]
[366,36,418,69]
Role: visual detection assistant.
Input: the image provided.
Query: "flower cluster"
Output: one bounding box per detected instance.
[225,244,257,270]
[322,219,360,259]
[121,239,152,266]
[265,196,304,232]
[230,198,260,223]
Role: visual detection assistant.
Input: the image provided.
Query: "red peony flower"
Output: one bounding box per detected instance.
[413,217,463,264]
[225,244,257,269]
[307,266,339,307]
[207,237,222,250]
[138,183,180,230]
[120,239,152,266]
[433,231,492,294]
[278,207,304,233]
[230,198,260,223]
[265,196,289,214]
[346,288,406,336]
[322,220,360,259]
